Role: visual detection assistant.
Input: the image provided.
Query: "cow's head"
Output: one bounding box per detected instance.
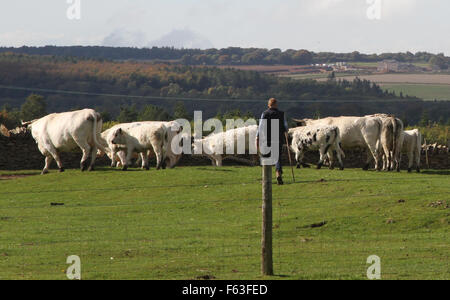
[292,119,308,127]
[110,128,125,145]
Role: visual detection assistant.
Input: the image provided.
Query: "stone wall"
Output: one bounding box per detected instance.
[0,134,448,171]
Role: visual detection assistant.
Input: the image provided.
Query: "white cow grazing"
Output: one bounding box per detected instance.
[294,116,383,170]
[26,109,106,174]
[99,121,183,169]
[289,125,345,170]
[193,125,258,167]
[107,123,168,171]
[401,129,422,173]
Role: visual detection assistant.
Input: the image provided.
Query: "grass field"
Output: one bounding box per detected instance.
[285,72,450,100]
[381,84,450,100]
[0,167,449,280]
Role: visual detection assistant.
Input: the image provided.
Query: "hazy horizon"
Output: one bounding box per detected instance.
[1,0,449,55]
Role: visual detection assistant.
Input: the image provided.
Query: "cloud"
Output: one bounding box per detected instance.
[102,28,148,47]
[148,29,214,49]
[0,30,65,47]
[381,0,418,17]
[309,0,346,11]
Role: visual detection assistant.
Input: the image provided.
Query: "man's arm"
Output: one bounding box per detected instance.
[256,113,265,151]
[284,116,289,133]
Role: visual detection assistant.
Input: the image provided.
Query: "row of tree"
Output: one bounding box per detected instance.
[0,46,448,68]
[0,53,410,105]
[0,53,447,128]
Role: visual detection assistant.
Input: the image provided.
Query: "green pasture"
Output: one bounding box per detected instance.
[0,166,448,280]
[382,83,450,100]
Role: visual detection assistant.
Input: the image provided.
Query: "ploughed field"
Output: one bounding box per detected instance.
[0,167,448,280]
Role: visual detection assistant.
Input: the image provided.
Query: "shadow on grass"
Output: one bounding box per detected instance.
[195,167,234,172]
[0,172,40,180]
[420,170,450,176]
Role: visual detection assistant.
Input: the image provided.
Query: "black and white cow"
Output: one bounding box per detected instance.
[289,125,345,170]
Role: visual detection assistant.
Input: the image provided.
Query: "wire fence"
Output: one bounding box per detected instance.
[0,84,422,103]
[1,172,448,280]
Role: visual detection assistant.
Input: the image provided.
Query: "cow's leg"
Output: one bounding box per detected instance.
[152,145,163,170]
[73,138,91,172]
[42,156,53,175]
[110,150,118,168]
[327,150,335,170]
[214,155,223,167]
[166,156,175,169]
[39,142,64,174]
[122,149,135,171]
[333,147,344,170]
[140,152,149,170]
[363,152,373,171]
[407,151,413,173]
[395,151,401,172]
[294,149,301,168]
[88,146,97,172]
[116,151,126,168]
[386,151,394,172]
[317,147,326,169]
[365,144,380,171]
[415,149,421,173]
[49,150,64,173]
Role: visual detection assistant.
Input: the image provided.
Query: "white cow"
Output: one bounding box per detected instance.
[25,109,106,174]
[107,122,168,171]
[369,114,404,172]
[401,129,422,173]
[193,125,258,167]
[294,116,383,170]
[289,125,345,170]
[99,121,183,169]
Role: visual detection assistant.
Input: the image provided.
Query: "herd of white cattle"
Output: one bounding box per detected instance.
[21,109,423,175]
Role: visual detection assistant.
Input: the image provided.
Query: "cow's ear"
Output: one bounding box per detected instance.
[178,126,183,134]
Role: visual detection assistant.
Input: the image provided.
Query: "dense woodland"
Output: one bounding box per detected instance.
[0,46,449,69]
[0,53,448,129]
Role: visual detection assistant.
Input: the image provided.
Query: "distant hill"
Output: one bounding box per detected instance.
[0,46,448,68]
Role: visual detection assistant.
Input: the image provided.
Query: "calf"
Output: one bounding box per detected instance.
[193,125,258,167]
[289,125,345,170]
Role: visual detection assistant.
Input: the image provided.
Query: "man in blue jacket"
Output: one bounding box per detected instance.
[256,98,289,185]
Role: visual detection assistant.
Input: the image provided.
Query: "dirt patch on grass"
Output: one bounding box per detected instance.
[0,173,37,180]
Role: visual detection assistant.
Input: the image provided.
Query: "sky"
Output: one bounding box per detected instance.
[0,0,449,55]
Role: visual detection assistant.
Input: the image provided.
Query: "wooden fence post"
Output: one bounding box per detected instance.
[262,164,274,276]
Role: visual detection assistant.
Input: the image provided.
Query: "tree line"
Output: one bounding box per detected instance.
[0,46,448,69]
[0,53,408,105]
[0,53,448,129]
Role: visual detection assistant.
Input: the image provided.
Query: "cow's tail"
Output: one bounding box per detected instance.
[91,112,107,155]
[416,130,422,157]
[392,117,403,162]
[163,128,169,161]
